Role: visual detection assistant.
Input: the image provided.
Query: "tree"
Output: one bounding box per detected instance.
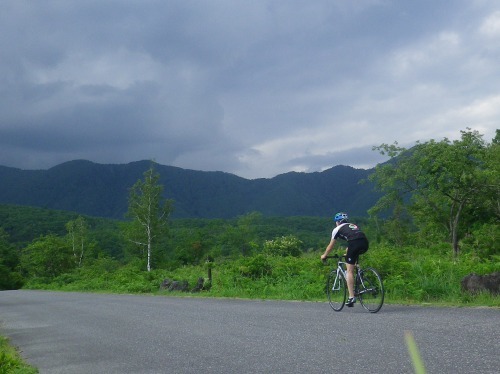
[0,228,24,290]
[21,234,74,278]
[370,129,497,257]
[483,129,500,220]
[220,212,262,257]
[66,216,88,267]
[125,165,173,271]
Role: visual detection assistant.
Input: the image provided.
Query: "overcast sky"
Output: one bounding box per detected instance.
[1,1,499,179]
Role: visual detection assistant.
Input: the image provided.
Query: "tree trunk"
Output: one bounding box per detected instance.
[147,226,152,272]
[79,238,84,267]
[451,201,465,258]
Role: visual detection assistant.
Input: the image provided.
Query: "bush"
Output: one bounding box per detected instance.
[263,235,303,257]
[19,242,500,307]
[0,335,38,373]
[460,223,500,259]
[238,254,272,279]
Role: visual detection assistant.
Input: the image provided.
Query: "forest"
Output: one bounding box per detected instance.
[0,158,378,220]
[0,129,498,306]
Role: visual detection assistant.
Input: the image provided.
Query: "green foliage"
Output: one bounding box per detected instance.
[0,204,79,245]
[362,244,500,304]
[25,258,150,293]
[208,253,325,300]
[0,204,127,260]
[460,222,500,258]
[370,128,499,257]
[20,243,500,307]
[208,212,262,257]
[263,235,303,257]
[238,254,273,279]
[125,164,174,271]
[0,335,38,373]
[0,229,24,290]
[66,216,89,267]
[1,195,498,306]
[0,265,24,291]
[21,234,75,278]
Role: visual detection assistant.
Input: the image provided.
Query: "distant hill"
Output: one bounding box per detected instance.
[0,160,381,219]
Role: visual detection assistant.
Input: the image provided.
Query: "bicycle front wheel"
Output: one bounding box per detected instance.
[326,270,346,311]
[357,267,384,313]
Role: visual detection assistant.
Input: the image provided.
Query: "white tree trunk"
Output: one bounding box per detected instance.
[147,225,152,272]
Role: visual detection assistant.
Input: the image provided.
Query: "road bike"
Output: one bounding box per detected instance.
[323,254,384,313]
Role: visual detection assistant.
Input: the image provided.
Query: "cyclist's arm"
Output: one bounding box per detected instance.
[321,238,337,260]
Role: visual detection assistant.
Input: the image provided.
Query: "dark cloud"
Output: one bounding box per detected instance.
[0,1,499,178]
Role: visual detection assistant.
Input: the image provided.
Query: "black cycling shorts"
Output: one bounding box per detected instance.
[346,238,369,265]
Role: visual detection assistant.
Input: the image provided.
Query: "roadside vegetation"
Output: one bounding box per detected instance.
[18,244,500,307]
[0,336,38,374]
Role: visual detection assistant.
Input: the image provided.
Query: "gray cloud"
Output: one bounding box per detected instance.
[1,0,499,178]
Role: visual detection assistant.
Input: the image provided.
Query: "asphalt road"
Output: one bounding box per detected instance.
[0,290,498,374]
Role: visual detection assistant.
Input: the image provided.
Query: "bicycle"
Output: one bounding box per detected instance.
[323,254,384,313]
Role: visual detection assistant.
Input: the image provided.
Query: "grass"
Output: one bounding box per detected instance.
[22,246,500,307]
[0,336,38,374]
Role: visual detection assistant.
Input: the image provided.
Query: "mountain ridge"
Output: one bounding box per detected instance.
[0,160,381,219]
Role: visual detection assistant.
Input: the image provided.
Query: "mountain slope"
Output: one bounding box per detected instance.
[0,160,380,219]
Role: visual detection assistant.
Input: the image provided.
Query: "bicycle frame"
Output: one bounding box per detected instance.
[356,272,374,297]
[334,259,347,279]
[330,264,346,292]
[329,256,355,284]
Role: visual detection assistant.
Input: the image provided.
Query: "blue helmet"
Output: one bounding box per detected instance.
[334,212,348,223]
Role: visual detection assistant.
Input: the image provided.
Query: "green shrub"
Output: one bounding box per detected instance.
[460,223,500,259]
[19,243,500,307]
[0,335,38,373]
[263,235,303,257]
[238,254,272,279]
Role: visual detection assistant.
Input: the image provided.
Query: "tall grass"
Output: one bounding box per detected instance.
[23,244,500,306]
[0,336,38,374]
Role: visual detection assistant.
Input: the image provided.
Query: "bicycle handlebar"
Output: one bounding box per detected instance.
[322,254,346,265]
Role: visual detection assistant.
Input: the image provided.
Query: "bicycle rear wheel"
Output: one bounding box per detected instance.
[326,270,346,311]
[357,267,384,313]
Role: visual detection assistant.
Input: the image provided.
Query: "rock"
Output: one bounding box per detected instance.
[461,272,500,295]
[168,280,189,292]
[160,278,173,290]
[191,277,205,293]
[160,278,189,292]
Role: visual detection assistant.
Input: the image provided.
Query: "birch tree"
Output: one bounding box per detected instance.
[126,165,173,271]
[66,216,88,267]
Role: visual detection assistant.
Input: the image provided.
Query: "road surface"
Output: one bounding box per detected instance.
[1,290,498,373]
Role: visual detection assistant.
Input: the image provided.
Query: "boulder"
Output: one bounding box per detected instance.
[168,280,189,292]
[461,272,500,295]
[191,277,205,293]
[160,278,173,290]
[160,278,189,292]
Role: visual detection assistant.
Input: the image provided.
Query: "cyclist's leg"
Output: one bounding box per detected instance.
[345,263,356,299]
[346,238,369,300]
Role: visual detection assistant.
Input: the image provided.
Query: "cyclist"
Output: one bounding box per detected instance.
[321,212,369,307]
